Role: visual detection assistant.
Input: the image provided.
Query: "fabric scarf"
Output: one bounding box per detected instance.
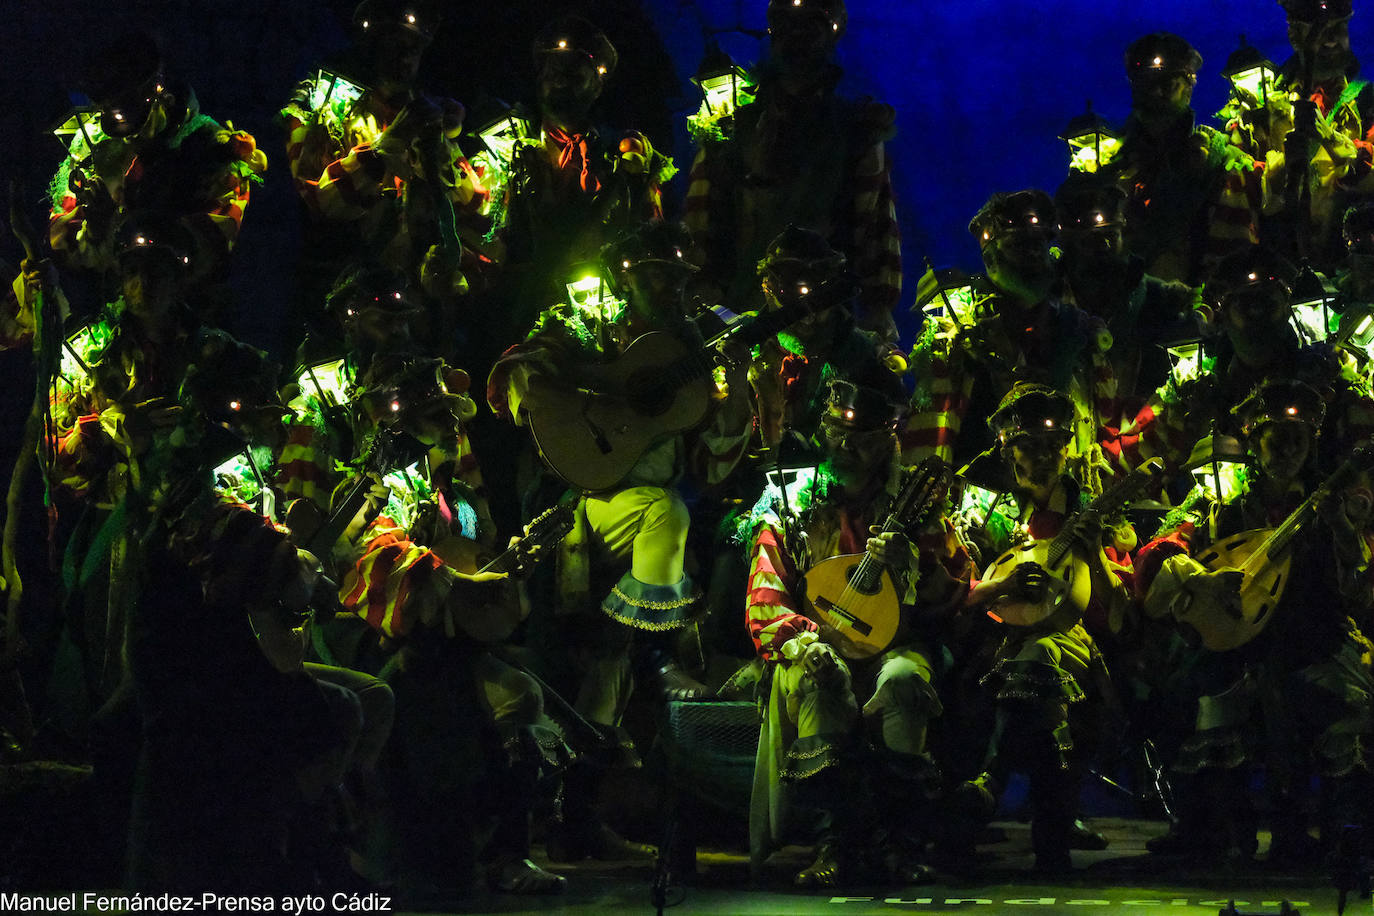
[546,125,602,193]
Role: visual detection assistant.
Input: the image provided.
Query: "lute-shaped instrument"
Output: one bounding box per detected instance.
[981,457,1166,630]
[800,457,954,660]
[1175,443,1374,651]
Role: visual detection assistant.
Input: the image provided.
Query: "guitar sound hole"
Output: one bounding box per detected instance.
[625,370,673,416]
[1255,602,1271,623]
[1225,538,1249,550]
[845,566,880,596]
[1198,551,1219,564]
[1269,574,1282,597]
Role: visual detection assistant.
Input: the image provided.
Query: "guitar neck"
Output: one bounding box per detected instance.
[1046,458,1163,567]
[1247,452,1365,569]
[662,302,809,388]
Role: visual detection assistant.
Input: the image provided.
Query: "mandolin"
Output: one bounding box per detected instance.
[1172,443,1374,651]
[800,457,953,660]
[981,457,1165,630]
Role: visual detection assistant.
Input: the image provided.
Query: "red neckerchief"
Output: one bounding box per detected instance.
[545,125,601,193]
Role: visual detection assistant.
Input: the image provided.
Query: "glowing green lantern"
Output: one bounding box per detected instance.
[51,108,105,163]
[692,43,753,120]
[1166,338,1204,386]
[1186,430,1247,503]
[1220,36,1276,108]
[1289,266,1336,344]
[914,266,983,329]
[477,103,534,169]
[307,69,368,126]
[566,272,623,322]
[1060,100,1121,174]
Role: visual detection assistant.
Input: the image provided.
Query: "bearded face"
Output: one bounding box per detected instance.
[538,54,603,124]
[1005,435,1068,493]
[982,229,1057,305]
[1288,18,1356,83]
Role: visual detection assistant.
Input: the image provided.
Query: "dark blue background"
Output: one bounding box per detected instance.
[3,1,1367,350]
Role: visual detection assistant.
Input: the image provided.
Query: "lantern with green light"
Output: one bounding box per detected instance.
[306,68,369,128]
[476,102,535,171]
[1220,36,1276,109]
[1165,335,1206,387]
[1060,100,1121,174]
[566,270,624,323]
[692,42,753,120]
[687,41,755,142]
[913,265,984,330]
[1289,265,1337,344]
[50,108,105,164]
[1185,428,1248,503]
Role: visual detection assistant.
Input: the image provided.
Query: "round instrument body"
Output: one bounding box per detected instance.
[1182,528,1291,651]
[802,554,902,660]
[980,539,1090,631]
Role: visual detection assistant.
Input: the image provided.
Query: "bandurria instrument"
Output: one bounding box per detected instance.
[1174,443,1374,651]
[981,457,1165,630]
[799,457,954,660]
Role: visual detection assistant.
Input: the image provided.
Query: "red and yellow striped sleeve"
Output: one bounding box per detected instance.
[747,524,817,662]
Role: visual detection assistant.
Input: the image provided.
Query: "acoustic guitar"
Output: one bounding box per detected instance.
[800,457,953,660]
[525,300,809,492]
[981,457,1165,630]
[1173,444,1374,651]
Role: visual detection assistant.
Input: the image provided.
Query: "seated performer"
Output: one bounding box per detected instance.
[962,383,1134,872]
[737,378,973,887]
[284,352,571,895]
[488,220,751,861]
[1137,378,1374,863]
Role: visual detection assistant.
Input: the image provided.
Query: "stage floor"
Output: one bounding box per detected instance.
[443,818,1362,915]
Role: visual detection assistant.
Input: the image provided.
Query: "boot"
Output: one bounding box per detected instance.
[794,839,847,888]
[636,637,708,702]
[487,857,567,894]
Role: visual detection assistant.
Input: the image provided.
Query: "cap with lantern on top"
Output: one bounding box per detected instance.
[533,15,618,79]
[989,383,1075,448]
[1232,377,1327,438]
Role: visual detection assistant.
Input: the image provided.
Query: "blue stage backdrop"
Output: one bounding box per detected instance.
[3,1,1371,350]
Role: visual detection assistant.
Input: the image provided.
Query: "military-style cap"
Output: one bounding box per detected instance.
[1279,0,1353,23]
[601,221,697,283]
[1343,201,1374,246]
[325,264,421,319]
[180,329,283,425]
[968,190,1056,246]
[767,0,848,40]
[114,212,194,270]
[1233,378,1327,437]
[1125,32,1204,79]
[822,378,903,432]
[1203,245,1297,306]
[353,0,441,41]
[533,15,618,79]
[79,31,165,139]
[1055,175,1127,231]
[354,354,475,425]
[989,383,1075,446]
